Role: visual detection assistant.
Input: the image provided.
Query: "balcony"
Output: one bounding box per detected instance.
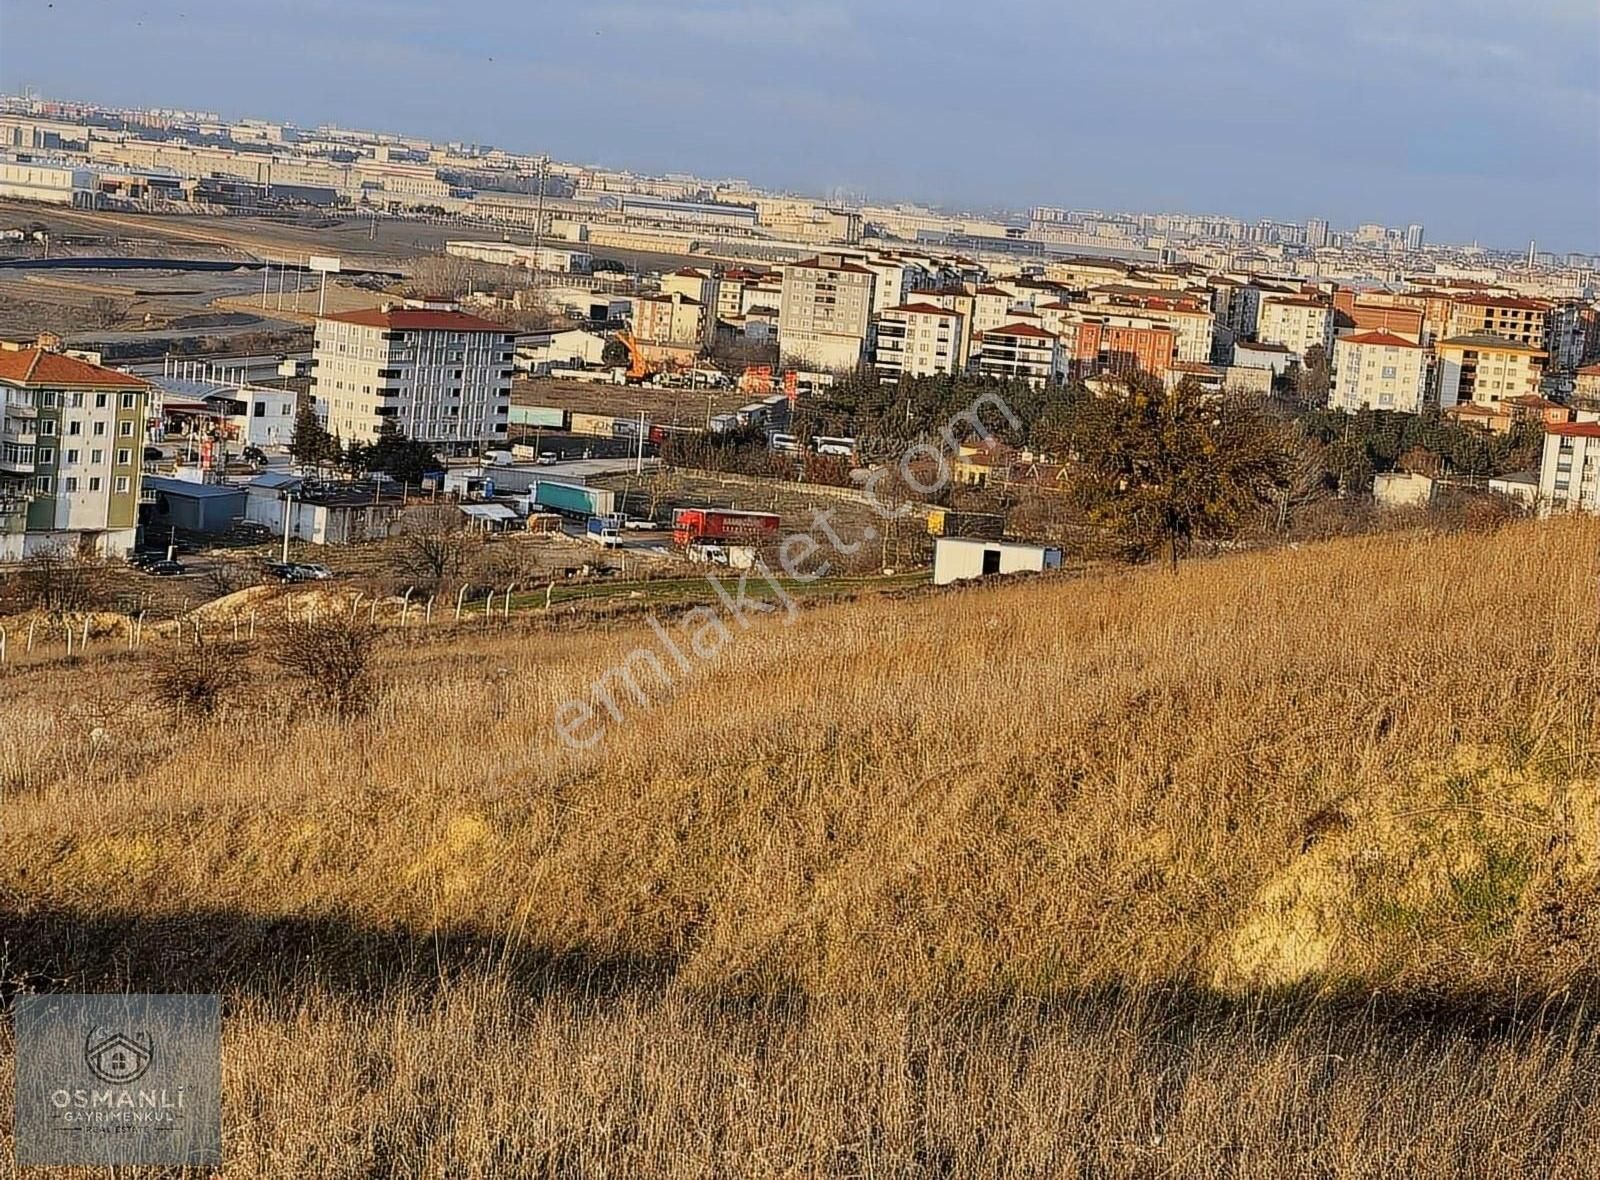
[0,456,34,476]
[2,420,38,446]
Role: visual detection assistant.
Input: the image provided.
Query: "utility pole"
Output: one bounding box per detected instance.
[281,491,294,564]
[532,155,548,289]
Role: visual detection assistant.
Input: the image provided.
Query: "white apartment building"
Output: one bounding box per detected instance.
[1329,331,1428,414]
[311,300,515,452]
[1539,422,1600,514]
[1434,335,1546,409]
[872,303,964,381]
[974,324,1064,388]
[778,254,877,371]
[1256,296,1335,361]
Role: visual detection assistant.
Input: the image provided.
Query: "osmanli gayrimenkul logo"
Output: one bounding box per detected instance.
[83,1026,155,1084]
[12,993,222,1168]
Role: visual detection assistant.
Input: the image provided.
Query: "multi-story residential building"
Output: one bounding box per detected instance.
[1256,295,1334,361]
[0,343,149,561]
[1305,219,1330,249]
[1444,296,1549,348]
[974,323,1063,387]
[1332,288,1425,343]
[1079,287,1214,363]
[1545,302,1600,374]
[311,300,515,452]
[871,303,964,381]
[1064,318,1177,381]
[1329,331,1427,414]
[632,291,713,366]
[1434,335,1547,409]
[778,254,877,371]
[659,267,720,322]
[1576,363,1600,406]
[1538,422,1600,514]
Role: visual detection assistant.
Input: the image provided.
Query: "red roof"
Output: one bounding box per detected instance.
[1338,330,1421,349]
[987,322,1056,340]
[1576,363,1600,376]
[1549,422,1600,438]
[792,257,875,276]
[886,303,958,317]
[0,347,150,388]
[1452,295,1549,311]
[319,307,510,332]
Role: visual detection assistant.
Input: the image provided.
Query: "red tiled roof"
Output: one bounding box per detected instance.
[885,303,959,317]
[987,322,1056,340]
[319,307,510,332]
[1575,363,1600,376]
[1451,295,1549,310]
[1338,331,1422,349]
[792,257,875,276]
[0,347,150,388]
[1549,422,1600,438]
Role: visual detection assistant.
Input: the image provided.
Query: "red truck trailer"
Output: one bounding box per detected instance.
[671,507,781,547]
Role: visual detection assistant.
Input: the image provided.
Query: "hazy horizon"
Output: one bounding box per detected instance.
[1,0,1596,254]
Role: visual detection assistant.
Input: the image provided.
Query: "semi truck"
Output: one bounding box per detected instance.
[671,507,781,547]
[533,479,618,518]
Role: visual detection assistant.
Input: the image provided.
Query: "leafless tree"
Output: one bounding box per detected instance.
[392,504,477,592]
[271,617,377,718]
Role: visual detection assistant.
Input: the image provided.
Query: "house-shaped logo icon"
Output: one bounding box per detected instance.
[84,1029,154,1084]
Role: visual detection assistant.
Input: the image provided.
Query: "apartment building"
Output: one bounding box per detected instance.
[311,300,515,451]
[1434,334,1546,409]
[974,324,1063,387]
[1444,296,1548,348]
[0,344,149,561]
[1256,296,1334,361]
[1065,318,1177,381]
[872,303,964,381]
[1538,422,1600,514]
[1079,287,1214,363]
[631,291,712,366]
[1332,289,1425,343]
[1329,331,1427,414]
[778,254,877,371]
[659,268,720,319]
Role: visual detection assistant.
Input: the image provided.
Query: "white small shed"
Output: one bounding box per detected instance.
[933,537,1063,586]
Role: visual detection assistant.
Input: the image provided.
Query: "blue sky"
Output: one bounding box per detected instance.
[1,0,1596,252]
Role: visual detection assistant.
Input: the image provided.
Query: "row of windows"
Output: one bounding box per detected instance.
[25,391,141,411]
[31,474,131,495]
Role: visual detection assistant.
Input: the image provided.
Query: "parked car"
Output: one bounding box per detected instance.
[143,446,165,461]
[240,445,268,464]
[143,560,185,577]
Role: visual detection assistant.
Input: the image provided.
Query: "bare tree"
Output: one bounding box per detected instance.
[392,504,477,592]
[87,295,131,330]
[150,637,247,719]
[19,545,104,614]
[271,617,377,718]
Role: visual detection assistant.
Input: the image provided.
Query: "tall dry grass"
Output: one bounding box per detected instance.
[2,518,1599,1176]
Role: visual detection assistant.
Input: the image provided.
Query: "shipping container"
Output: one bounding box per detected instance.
[671,507,781,543]
[534,480,618,518]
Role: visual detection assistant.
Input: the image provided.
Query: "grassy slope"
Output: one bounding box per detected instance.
[2,519,1599,1175]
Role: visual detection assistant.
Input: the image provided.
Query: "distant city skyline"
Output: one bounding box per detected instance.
[1,0,1596,253]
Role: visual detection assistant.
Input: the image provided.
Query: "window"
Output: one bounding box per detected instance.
[117,449,131,465]
[88,477,101,492]
[94,393,108,409]
[91,449,104,464]
[62,476,78,493]
[115,476,130,494]
[33,475,51,493]
[65,449,79,465]
[40,419,55,436]
[66,420,81,436]
[37,448,53,465]
[120,421,133,437]
[121,393,136,409]
[93,422,106,437]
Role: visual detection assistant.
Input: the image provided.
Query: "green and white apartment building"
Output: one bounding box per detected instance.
[0,343,150,562]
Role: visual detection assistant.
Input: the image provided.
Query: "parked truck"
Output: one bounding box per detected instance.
[671,507,781,547]
[533,479,618,518]
[586,514,624,547]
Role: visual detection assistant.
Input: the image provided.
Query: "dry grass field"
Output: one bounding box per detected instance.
[2,518,1599,1176]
